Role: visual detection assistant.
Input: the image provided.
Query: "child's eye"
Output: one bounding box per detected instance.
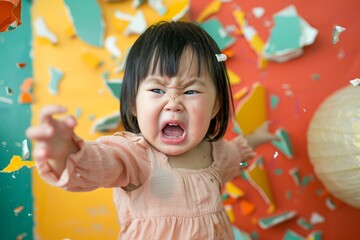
[184,90,198,95]
[151,89,165,94]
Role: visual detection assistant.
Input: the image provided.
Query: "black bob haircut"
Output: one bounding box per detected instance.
[120,21,234,141]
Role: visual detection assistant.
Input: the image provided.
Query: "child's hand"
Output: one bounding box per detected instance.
[245,121,279,149]
[26,105,78,171]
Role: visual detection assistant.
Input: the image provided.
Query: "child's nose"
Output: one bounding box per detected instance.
[164,94,183,112]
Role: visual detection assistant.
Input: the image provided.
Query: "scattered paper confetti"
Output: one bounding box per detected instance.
[252,7,265,19]
[225,204,235,223]
[22,139,29,160]
[0,96,13,104]
[332,25,346,45]
[349,78,360,87]
[0,0,22,32]
[16,62,26,68]
[18,77,33,104]
[225,182,245,199]
[115,10,147,36]
[271,128,294,159]
[81,51,103,68]
[246,157,276,213]
[289,167,301,186]
[258,210,297,229]
[91,112,121,133]
[239,199,256,216]
[102,73,122,100]
[64,0,104,47]
[196,0,222,22]
[263,5,318,62]
[14,205,24,215]
[48,67,64,95]
[200,18,236,50]
[309,212,325,225]
[297,217,313,230]
[1,155,35,173]
[33,16,58,44]
[283,229,304,240]
[105,36,121,58]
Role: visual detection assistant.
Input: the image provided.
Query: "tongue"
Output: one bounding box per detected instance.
[163,125,184,138]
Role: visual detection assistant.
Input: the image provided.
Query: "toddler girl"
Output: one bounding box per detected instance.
[27,21,276,239]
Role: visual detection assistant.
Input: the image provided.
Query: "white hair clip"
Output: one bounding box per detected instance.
[215,53,227,62]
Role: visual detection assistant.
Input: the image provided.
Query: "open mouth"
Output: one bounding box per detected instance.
[162,123,185,139]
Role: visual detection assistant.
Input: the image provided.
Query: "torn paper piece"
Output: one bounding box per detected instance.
[148,0,167,16]
[169,1,189,22]
[252,7,265,19]
[258,210,297,229]
[16,62,26,68]
[224,181,244,199]
[0,96,13,104]
[325,197,337,211]
[263,5,318,62]
[232,225,252,240]
[14,205,24,215]
[332,25,346,45]
[307,231,322,240]
[233,87,249,101]
[224,205,235,223]
[19,77,33,104]
[5,86,13,95]
[105,36,121,59]
[235,82,267,136]
[22,139,29,160]
[289,167,301,186]
[349,78,360,87]
[0,0,22,32]
[33,16,58,44]
[239,199,256,216]
[233,8,267,69]
[102,73,122,100]
[227,69,241,85]
[115,10,147,36]
[283,229,304,240]
[309,212,325,225]
[196,0,222,23]
[246,157,276,213]
[81,51,102,68]
[132,0,146,8]
[271,128,294,159]
[91,112,121,133]
[64,0,104,47]
[48,67,64,95]
[200,18,236,50]
[1,155,35,173]
[270,94,280,109]
[297,217,313,230]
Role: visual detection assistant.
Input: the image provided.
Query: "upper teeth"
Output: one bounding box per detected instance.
[168,123,178,126]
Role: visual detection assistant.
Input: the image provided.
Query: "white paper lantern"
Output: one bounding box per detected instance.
[307,85,360,208]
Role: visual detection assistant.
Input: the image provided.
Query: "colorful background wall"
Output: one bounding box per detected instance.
[1,0,359,239]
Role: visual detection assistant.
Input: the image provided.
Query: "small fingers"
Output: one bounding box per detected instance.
[39,105,67,123]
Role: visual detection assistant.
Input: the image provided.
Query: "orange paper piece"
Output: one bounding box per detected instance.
[19,78,33,103]
[0,0,22,32]
[235,82,267,136]
[224,205,235,223]
[1,155,36,173]
[81,51,102,68]
[239,199,256,216]
[245,156,276,213]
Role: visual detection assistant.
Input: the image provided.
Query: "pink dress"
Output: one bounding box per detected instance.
[37,132,254,240]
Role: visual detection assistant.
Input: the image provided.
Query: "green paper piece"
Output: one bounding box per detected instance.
[232,225,252,240]
[48,67,64,95]
[297,217,313,230]
[64,0,104,47]
[91,112,121,133]
[258,210,297,229]
[199,18,236,50]
[264,15,301,55]
[102,73,122,100]
[283,229,305,240]
[271,128,294,159]
[270,94,280,109]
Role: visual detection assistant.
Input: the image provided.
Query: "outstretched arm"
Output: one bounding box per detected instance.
[26,105,79,177]
[245,121,278,149]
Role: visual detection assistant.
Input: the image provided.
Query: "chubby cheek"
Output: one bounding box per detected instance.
[189,105,212,136]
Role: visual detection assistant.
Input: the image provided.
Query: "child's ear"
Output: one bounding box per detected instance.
[211,98,220,119]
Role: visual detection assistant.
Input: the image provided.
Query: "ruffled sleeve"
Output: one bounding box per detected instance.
[36,132,151,192]
[213,135,255,184]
